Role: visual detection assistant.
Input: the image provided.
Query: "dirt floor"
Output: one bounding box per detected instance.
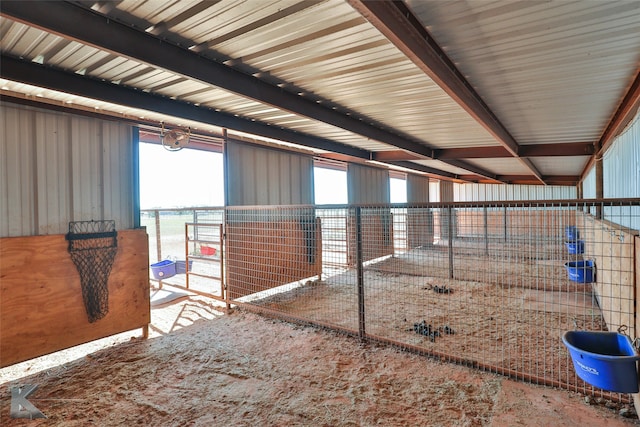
[1,288,638,426]
[253,247,606,393]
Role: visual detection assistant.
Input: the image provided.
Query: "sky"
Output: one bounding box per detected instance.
[139,143,224,209]
[139,142,407,208]
[313,167,348,204]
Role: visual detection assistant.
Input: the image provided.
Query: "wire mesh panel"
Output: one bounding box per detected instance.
[229,200,640,401]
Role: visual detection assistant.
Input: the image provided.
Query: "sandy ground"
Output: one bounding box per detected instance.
[253,256,606,394]
[1,288,638,426]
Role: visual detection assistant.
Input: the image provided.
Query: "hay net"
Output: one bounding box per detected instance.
[66,220,118,323]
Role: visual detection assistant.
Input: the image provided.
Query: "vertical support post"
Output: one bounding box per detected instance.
[448,206,454,279]
[185,222,190,290]
[223,129,230,207]
[154,209,162,262]
[316,217,323,281]
[184,224,189,289]
[355,206,366,340]
[484,206,489,256]
[192,209,197,251]
[221,223,230,310]
[132,127,141,229]
[596,159,603,219]
[503,206,508,243]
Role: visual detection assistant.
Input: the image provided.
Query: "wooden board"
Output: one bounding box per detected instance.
[578,214,637,335]
[637,236,640,339]
[0,229,150,368]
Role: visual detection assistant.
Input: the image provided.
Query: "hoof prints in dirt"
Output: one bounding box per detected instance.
[411,320,455,342]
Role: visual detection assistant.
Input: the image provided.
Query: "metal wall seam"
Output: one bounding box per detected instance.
[225,139,314,206]
[347,163,390,204]
[406,173,429,204]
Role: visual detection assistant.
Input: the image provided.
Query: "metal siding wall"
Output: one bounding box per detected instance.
[35,111,71,234]
[0,103,135,237]
[453,183,577,201]
[604,113,640,199]
[406,174,429,204]
[582,167,596,199]
[603,112,640,229]
[225,140,313,206]
[1,105,36,236]
[71,118,102,222]
[347,163,390,204]
[102,122,136,228]
[440,180,454,202]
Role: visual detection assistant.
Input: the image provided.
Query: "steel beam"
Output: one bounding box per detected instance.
[433,143,595,160]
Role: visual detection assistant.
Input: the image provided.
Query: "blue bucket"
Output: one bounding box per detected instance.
[150,259,176,280]
[175,260,193,274]
[562,331,640,393]
[564,260,594,283]
[564,240,584,254]
[565,226,580,241]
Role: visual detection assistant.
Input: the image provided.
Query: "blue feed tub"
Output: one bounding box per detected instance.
[564,240,585,254]
[562,331,640,393]
[175,260,193,274]
[150,259,176,280]
[565,226,580,241]
[564,260,594,283]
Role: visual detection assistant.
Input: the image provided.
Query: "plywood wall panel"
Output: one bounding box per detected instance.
[0,229,150,368]
[579,213,637,336]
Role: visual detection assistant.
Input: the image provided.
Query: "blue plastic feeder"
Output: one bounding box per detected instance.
[175,260,193,274]
[562,331,640,393]
[565,226,580,241]
[150,259,176,280]
[564,260,594,283]
[564,240,585,254]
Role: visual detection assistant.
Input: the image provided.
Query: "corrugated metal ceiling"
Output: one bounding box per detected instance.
[406,0,640,145]
[1,0,639,186]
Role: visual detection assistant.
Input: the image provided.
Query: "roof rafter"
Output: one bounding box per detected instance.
[347,0,545,184]
[459,175,579,186]
[374,142,595,161]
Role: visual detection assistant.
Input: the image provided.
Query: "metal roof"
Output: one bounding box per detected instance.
[1,0,639,186]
